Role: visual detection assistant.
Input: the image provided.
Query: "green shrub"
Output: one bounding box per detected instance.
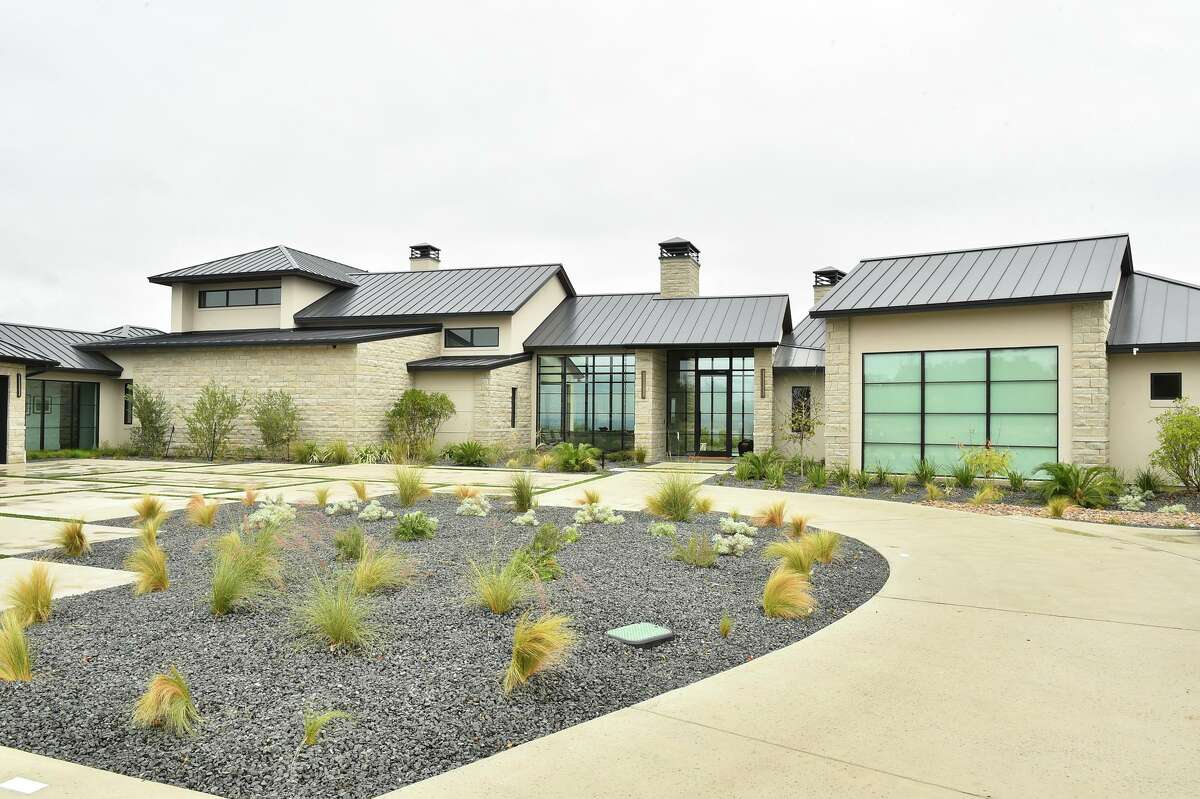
[393,511,438,541]
[829,463,852,487]
[645,474,699,521]
[764,462,786,489]
[444,440,491,467]
[393,466,431,506]
[887,474,910,495]
[733,458,757,481]
[912,458,937,486]
[1151,400,1200,491]
[291,440,319,463]
[385,389,456,458]
[128,385,173,457]
[132,665,200,736]
[552,442,600,472]
[969,483,1004,505]
[950,460,976,490]
[516,522,574,580]
[1036,462,1121,508]
[333,526,366,560]
[322,440,352,466]
[183,381,246,461]
[851,469,870,491]
[468,552,532,614]
[785,455,815,476]
[1133,467,1165,495]
[1005,469,1027,492]
[647,521,677,538]
[671,534,717,567]
[295,576,375,651]
[870,462,888,486]
[509,471,537,513]
[737,449,784,480]
[805,463,828,488]
[961,446,1012,480]
[251,390,299,458]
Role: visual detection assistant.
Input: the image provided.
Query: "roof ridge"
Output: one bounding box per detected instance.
[651,293,790,301]
[0,320,121,339]
[154,244,285,276]
[1132,269,1200,293]
[861,233,1129,264]
[356,263,563,276]
[280,246,368,274]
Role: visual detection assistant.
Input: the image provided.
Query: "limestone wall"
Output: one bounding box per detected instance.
[634,349,667,461]
[823,317,851,466]
[753,347,775,451]
[1070,300,1110,466]
[1,364,26,464]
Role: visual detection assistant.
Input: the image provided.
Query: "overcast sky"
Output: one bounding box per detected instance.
[2,1,1198,332]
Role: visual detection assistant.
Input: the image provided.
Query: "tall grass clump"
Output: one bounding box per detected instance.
[887,474,911,495]
[0,613,32,682]
[132,666,199,736]
[210,554,262,616]
[453,484,480,500]
[242,486,259,506]
[313,486,332,507]
[56,520,90,557]
[807,530,842,564]
[671,534,717,567]
[805,463,828,488]
[645,474,700,521]
[950,460,976,490]
[755,500,787,528]
[132,494,166,525]
[5,563,54,627]
[576,487,602,506]
[214,527,282,587]
[969,483,1004,506]
[351,542,415,594]
[762,566,816,619]
[912,458,937,486]
[509,471,536,513]
[695,495,714,514]
[126,541,169,594]
[186,495,219,527]
[210,528,281,616]
[393,467,432,507]
[763,538,817,575]
[1133,467,1165,495]
[502,612,576,694]
[295,576,375,651]
[468,553,532,614]
[349,480,368,501]
[302,709,351,746]
[1046,496,1073,518]
[333,525,366,560]
[138,516,161,547]
[719,612,734,639]
[786,514,809,539]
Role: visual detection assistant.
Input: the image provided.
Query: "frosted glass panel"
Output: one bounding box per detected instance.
[991,381,1056,413]
[1010,447,1058,475]
[991,347,1057,381]
[991,414,1057,446]
[924,414,987,445]
[863,444,920,472]
[864,383,920,413]
[923,444,965,474]
[865,413,920,443]
[864,352,920,383]
[924,350,985,382]
[925,382,985,413]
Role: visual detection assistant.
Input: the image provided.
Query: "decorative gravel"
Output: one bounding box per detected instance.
[0,494,887,799]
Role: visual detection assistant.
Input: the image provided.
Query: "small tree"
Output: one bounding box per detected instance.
[782,397,824,458]
[128,384,172,457]
[1151,399,1200,492]
[251,390,299,458]
[960,442,1012,479]
[183,381,246,461]
[385,389,455,460]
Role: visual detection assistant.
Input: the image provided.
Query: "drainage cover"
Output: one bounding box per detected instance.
[605,622,674,648]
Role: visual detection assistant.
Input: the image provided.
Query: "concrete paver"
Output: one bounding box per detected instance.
[0,747,217,798]
[0,517,139,556]
[0,558,134,609]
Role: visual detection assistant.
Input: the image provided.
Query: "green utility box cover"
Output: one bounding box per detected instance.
[605,622,674,648]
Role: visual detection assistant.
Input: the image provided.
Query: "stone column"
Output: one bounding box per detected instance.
[753,347,775,451]
[823,317,851,466]
[1,364,27,464]
[1071,300,1110,466]
[634,349,667,461]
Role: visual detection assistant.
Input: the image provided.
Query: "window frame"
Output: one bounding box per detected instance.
[789,385,812,433]
[123,383,133,425]
[197,287,282,309]
[510,386,518,428]
[1150,372,1183,402]
[444,327,500,349]
[536,353,636,452]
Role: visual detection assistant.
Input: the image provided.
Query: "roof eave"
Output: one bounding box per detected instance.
[406,353,533,372]
[78,326,440,351]
[148,269,356,288]
[1107,342,1200,354]
[810,292,1115,319]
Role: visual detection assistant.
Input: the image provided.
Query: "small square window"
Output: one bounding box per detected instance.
[1150,372,1183,401]
[473,327,499,347]
[257,287,281,305]
[227,288,257,307]
[444,328,472,348]
[199,290,227,308]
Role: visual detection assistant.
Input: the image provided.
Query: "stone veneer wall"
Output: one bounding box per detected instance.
[353,333,441,440]
[469,360,533,449]
[823,317,851,466]
[753,347,775,451]
[1,363,27,464]
[1070,300,1110,466]
[634,349,667,461]
[658,258,700,299]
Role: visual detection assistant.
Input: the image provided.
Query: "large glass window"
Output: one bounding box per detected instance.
[25,379,99,451]
[445,327,500,348]
[667,350,755,456]
[862,347,1057,475]
[537,354,635,452]
[198,287,280,308]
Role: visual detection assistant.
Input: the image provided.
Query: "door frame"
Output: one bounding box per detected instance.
[695,369,733,456]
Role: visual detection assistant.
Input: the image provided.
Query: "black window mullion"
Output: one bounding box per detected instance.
[919,352,925,463]
[985,349,991,445]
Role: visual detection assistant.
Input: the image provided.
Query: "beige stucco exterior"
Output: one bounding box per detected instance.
[1,363,26,464]
[412,361,532,449]
[773,369,825,460]
[1108,351,1200,474]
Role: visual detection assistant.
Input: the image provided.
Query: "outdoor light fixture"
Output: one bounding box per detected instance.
[15,373,21,398]
[640,370,646,399]
[760,368,766,398]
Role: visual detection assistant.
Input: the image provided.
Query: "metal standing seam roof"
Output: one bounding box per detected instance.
[100,324,167,338]
[148,245,366,287]
[294,264,574,324]
[76,326,440,351]
[523,293,792,349]
[0,322,123,374]
[811,234,1132,318]
[0,338,59,367]
[406,353,533,371]
[1107,271,1200,352]
[773,314,826,370]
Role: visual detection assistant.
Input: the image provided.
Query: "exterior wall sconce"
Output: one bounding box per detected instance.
[16,373,21,398]
[640,370,647,399]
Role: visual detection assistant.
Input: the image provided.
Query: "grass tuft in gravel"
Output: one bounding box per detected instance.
[1046,495,1073,518]
[671,534,716,567]
[762,566,816,619]
[351,542,415,594]
[393,467,431,507]
[137,517,161,547]
[132,494,166,526]
[453,484,480,500]
[313,486,332,507]
[786,514,809,538]
[301,709,351,747]
[468,551,532,614]
[755,500,786,528]
[6,562,54,626]
[56,520,90,557]
[210,543,269,616]
[125,542,169,594]
[763,538,816,576]
[294,575,375,651]
[719,612,734,639]
[242,486,259,506]
[132,665,199,737]
[215,527,283,587]
[0,612,32,681]
[333,525,366,560]
[349,480,368,501]
[575,487,602,506]
[502,612,576,695]
[646,474,699,521]
[186,495,219,528]
[509,471,536,513]
[695,495,714,514]
[806,531,842,565]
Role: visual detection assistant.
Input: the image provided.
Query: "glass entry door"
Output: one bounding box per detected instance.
[697,372,731,455]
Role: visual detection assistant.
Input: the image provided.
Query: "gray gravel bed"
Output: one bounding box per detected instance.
[0,494,887,799]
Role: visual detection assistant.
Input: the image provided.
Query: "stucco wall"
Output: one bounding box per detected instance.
[1,364,26,464]
[172,280,284,332]
[353,333,441,440]
[773,370,826,460]
[471,361,533,449]
[280,276,336,328]
[412,371,476,445]
[510,279,569,350]
[1108,351,1200,474]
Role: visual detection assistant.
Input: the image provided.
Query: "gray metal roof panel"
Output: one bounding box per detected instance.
[524,293,791,348]
[773,313,826,370]
[773,346,825,370]
[1108,271,1200,351]
[149,245,365,287]
[406,353,532,371]
[294,264,571,322]
[77,326,438,351]
[99,325,166,338]
[0,322,123,373]
[0,339,59,367]
[813,234,1130,318]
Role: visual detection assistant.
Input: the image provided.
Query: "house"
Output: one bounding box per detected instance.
[0,233,1193,476]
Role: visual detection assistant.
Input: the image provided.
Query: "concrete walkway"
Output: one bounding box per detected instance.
[391,472,1200,799]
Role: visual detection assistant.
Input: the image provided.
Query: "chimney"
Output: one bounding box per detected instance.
[812,267,846,306]
[409,243,441,271]
[658,237,700,298]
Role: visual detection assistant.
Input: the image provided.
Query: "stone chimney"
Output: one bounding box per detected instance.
[409,243,441,271]
[812,267,846,306]
[658,237,700,298]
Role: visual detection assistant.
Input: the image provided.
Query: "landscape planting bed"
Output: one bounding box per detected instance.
[0,495,887,799]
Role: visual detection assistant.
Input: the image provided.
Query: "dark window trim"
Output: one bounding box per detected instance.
[1150,372,1183,401]
[123,383,133,425]
[789,385,812,433]
[444,327,500,349]
[535,353,636,452]
[25,378,101,451]
[198,287,282,309]
[510,386,518,428]
[665,349,756,457]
